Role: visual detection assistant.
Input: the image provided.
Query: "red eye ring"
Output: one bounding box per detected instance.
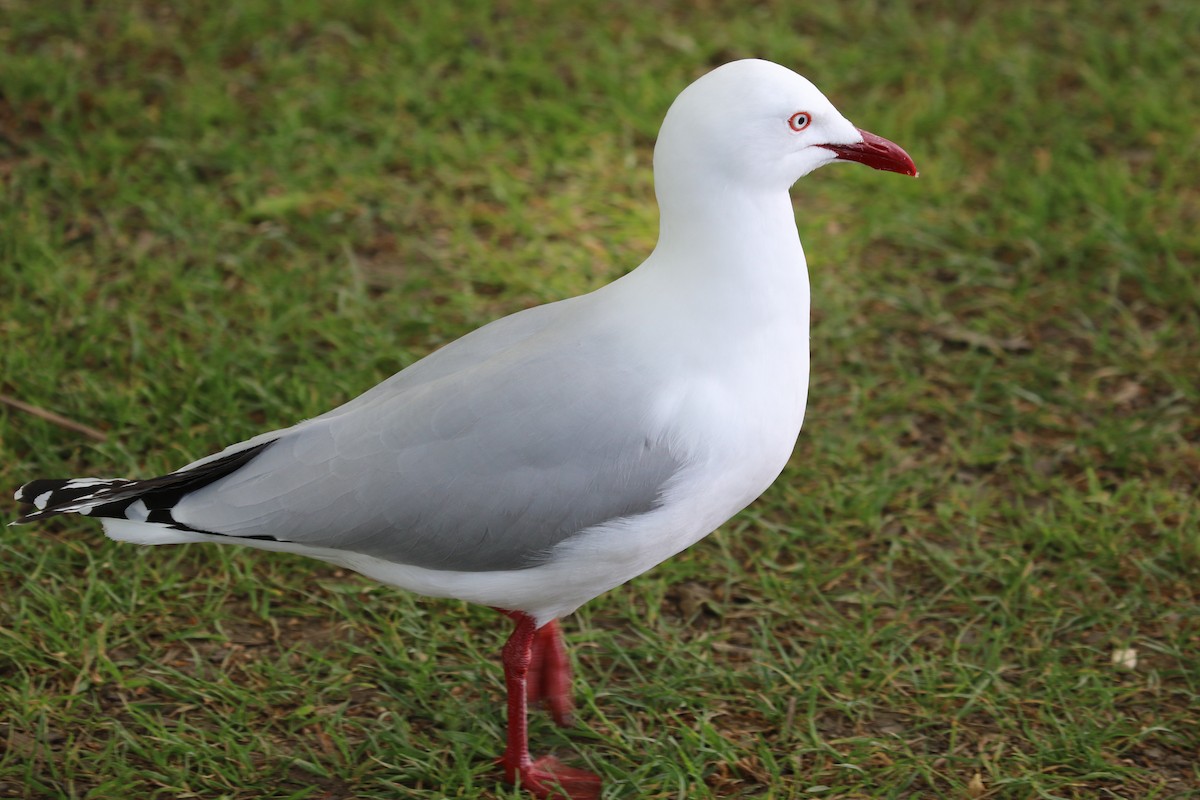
[788,111,812,132]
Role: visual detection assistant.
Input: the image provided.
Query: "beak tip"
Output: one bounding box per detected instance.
[824,128,918,177]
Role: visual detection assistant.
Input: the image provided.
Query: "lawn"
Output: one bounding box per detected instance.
[1,1,1197,798]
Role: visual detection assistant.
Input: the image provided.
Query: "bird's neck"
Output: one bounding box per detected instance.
[649,184,808,296]
[608,184,811,352]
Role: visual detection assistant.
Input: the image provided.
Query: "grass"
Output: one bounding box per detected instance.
[1,0,1197,797]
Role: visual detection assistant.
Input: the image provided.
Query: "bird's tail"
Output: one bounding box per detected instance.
[11,441,276,545]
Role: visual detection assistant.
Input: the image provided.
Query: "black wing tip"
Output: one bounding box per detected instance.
[15,478,65,504]
[12,439,279,528]
[15,480,39,503]
[13,477,123,519]
[12,480,66,525]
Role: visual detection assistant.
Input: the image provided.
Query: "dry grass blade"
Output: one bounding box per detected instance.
[0,394,108,442]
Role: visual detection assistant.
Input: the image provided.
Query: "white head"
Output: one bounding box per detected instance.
[654,59,916,195]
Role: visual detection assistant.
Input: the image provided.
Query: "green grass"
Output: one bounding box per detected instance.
[2,0,1198,797]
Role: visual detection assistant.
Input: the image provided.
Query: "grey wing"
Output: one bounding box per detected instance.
[173,296,582,472]
[171,318,682,572]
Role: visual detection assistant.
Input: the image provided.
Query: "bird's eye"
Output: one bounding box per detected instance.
[788,111,811,132]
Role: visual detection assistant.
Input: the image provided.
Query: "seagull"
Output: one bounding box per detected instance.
[12,59,916,799]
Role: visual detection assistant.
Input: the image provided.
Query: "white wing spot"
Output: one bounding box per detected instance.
[126,499,150,522]
[64,478,115,488]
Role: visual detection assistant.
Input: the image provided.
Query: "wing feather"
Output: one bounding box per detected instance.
[171,298,683,571]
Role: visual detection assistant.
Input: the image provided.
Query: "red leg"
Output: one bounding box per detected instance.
[527,619,574,727]
[498,611,602,800]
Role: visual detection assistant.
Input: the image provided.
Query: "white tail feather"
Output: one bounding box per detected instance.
[100,518,210,546]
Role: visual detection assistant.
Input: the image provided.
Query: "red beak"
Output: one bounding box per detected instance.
[821,128,918,177]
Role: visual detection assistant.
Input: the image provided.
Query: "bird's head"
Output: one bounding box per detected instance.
[654,59,917,193]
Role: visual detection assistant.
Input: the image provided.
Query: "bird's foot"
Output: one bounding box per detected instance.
[504,754,602,800]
